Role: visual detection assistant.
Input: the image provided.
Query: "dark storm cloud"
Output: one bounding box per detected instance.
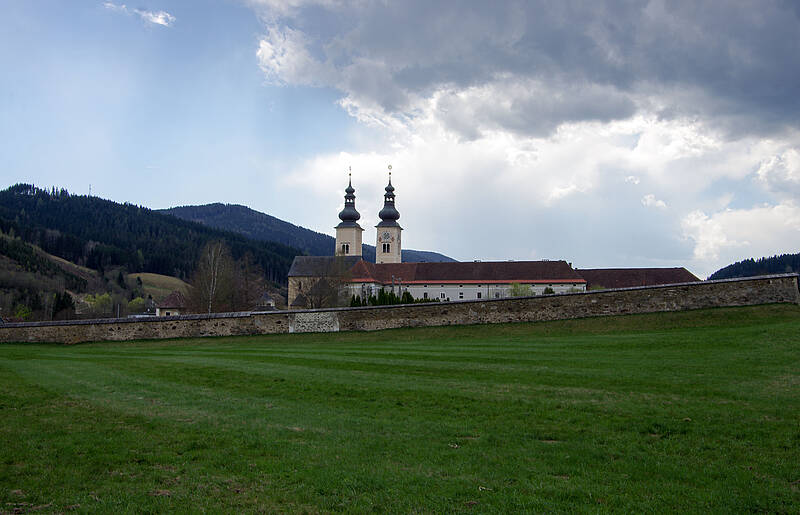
[261,0,800,137]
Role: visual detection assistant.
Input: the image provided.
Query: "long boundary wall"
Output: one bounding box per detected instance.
[1,274,798,344]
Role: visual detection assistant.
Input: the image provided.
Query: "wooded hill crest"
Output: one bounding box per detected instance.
[160,203,455,264]
[0,184,299,284]
[709,252,800,280]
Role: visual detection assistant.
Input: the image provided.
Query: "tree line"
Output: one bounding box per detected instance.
[187,240,268,313]
[708,252,800,280]
[0,184,301,285]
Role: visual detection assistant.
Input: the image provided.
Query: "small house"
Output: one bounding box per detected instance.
[156,291,186,317]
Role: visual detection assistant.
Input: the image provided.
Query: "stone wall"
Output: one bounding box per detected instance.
[2,274,797,344]
[334,273,800,332]
[0,312,289,345]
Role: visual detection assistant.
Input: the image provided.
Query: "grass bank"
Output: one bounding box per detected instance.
[127,272,189,301]
[1,304,798,512]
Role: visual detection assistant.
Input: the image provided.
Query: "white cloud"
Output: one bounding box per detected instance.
[641,194,667,209]
[757,149,800,197]
[250,1,800,137]
[681,202,800,274]
[102,2,125,12]
[103,2,175,27]
[135,9,175,27]
[432,79,635,140]
[252,1,800,278]
[257,26,334,85]
[246,0,340,19]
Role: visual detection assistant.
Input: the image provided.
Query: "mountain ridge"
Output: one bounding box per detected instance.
[0,184,299,284]
[160,203,456,263]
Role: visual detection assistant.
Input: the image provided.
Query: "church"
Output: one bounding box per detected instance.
[288,174,603,308]
[288,175,700,308]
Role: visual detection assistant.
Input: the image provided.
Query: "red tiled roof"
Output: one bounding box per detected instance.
[157,290,186,309]
[577,268,700,289]
[348,260,585,285]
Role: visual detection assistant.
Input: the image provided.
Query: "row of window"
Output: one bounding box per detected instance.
[418,283,578,288]
[420,291,490,300]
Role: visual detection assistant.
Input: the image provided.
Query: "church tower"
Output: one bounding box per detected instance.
[376,172,402,263]
[335,174,363,257]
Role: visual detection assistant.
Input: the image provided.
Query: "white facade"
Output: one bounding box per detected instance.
[346,281,586,302]
[155,307,184,317]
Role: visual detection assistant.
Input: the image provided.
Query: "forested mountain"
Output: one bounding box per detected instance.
[708,252,800,280]
[0,233,95,321]
[161,203,456,263]
[0,184,299,284]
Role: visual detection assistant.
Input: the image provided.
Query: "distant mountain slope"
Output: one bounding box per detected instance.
[0,184,300,284]
[708,252,800,280]
[0,233,93,296]
[161,203,456,263]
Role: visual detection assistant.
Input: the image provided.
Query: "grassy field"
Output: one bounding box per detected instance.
[128,272,190,301]
[1,305,798,513]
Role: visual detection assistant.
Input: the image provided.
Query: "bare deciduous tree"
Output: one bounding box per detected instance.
[296,256,353,309]
[190,240,234,314]
[232,252,266,311]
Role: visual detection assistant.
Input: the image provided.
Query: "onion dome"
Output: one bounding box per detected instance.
[336,174,361,228]
[377,173,401,227]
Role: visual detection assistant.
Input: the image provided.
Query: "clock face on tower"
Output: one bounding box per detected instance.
[382,231,391,241]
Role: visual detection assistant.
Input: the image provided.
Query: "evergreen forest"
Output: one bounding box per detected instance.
[708,252,800,280]
[0,184,300,284]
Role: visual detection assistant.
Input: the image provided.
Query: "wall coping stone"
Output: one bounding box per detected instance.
[1,311,256,329]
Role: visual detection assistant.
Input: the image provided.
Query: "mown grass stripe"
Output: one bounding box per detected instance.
[0,304,797,513]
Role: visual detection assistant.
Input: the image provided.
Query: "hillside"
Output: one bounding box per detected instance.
[0,234,99,320]
[127,272,190,300]
[0,231,199,320]
[161,203,456,263]
[709,252,800,280]
[0,184,300,285]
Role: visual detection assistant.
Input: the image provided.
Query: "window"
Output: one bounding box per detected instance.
[477,292,482,299]
[341,243,350,254]
[382,243,390,253]
[459,292,464,299]
[423,292,428,299]
[495,292,501,298]
[440,292,446,299]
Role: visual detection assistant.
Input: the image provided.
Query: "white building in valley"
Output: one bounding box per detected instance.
[287,174,587,307]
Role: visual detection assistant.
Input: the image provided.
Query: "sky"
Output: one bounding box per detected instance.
[2,1,799,278]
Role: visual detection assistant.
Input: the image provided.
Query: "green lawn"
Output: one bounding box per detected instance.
[1,305,798,513]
